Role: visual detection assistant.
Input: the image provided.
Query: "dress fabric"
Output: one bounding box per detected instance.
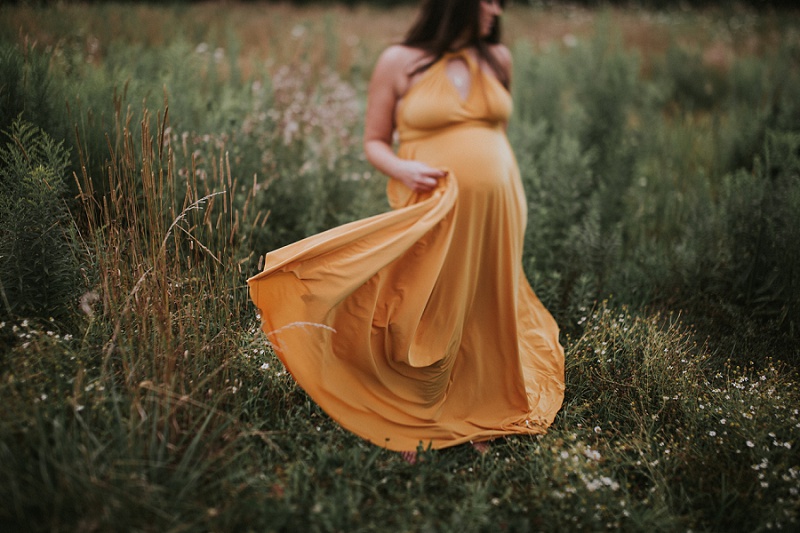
[248,50,565,452]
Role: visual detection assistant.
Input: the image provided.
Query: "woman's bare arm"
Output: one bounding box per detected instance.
[363,45,447,193]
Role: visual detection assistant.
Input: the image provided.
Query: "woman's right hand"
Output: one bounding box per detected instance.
[393,160,448,193]
[364,46,449,193]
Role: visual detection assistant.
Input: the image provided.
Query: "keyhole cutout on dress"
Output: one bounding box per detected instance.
[445,57,471,102]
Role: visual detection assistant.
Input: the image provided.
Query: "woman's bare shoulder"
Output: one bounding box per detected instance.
[375,44,428,73]
[372,45,430,97]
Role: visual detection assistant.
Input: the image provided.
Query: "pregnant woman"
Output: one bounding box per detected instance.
[248,0,565,461]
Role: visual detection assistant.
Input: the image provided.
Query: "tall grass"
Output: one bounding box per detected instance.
[0,2,799,531]
[0,93,255,529]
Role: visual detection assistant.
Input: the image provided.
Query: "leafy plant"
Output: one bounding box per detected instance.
[0,119,81,323]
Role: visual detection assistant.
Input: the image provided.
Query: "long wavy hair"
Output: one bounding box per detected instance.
[402,0,508,88]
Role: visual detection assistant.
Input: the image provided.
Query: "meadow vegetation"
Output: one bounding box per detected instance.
[0,2,798,531]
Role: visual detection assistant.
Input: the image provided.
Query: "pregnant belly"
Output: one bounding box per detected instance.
[399,125,517,194]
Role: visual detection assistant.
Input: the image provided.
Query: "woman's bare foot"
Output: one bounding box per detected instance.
[400,450,417,464]
[470,440,490,454]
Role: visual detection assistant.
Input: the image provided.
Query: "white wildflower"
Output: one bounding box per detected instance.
[583,447,601,461]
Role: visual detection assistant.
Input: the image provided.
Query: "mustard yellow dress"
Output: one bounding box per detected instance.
[248,50,565,452]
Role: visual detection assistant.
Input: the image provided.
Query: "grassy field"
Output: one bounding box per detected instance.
[1,1,799,531]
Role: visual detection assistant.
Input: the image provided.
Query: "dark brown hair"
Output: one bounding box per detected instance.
[402,0,509,88]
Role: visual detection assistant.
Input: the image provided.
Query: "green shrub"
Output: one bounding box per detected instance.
[513,118,600,324]
[0,44,61,141]
[570,27,641,229]
[512,34,644,321]
[657,44,729,113]
[0,119,81,323]
[717,132,800,335]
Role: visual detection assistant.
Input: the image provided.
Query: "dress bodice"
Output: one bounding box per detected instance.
[396,49,512,144]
